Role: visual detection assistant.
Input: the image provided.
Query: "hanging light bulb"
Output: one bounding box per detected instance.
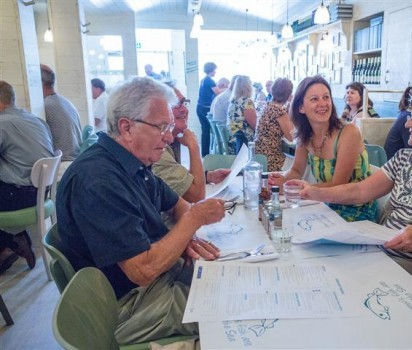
[44,0,53,42]
[282,0,294,40]
[314,1,330,25]
[44,28,53,42]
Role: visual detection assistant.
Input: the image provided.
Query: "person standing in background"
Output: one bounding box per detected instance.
[40,64,82,162]
[144,64,162,80]
[91,78,108,134]
[384,86,412,159]
[196,62,222,157]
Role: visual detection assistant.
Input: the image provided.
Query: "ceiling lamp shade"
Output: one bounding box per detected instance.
[281,23,293,40]
[194,12,204,26]
[314,1,330,25]
[44,28,53,42]
[282,0,294,40]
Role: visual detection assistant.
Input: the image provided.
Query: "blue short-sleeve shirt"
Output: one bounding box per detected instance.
[57,133,179,298]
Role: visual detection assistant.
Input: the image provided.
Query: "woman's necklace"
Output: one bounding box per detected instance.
[311,132,329,157]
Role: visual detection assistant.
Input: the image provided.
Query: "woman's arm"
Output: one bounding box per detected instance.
[314,124,363,188]
[269,145,308,187]
[277,112,294,141]
[244,104,257,129]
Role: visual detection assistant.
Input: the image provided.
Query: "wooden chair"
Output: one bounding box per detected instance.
[0,150,62,280]
[53,267,196,350]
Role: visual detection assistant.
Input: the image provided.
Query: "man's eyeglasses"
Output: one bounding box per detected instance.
[224,201,237,215]
[173,98,190,109]
[134,120,175,136]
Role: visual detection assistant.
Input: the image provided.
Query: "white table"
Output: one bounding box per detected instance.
[197,182,412,349]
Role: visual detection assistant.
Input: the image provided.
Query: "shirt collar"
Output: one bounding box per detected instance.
[97,133,150,176]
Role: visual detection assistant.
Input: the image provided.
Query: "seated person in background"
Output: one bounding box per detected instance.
[40,64,82,161]
[227,75,257,154]
[211,75,239,124]
[269,75,378,222]
[152,85,230,204]
[252,82,266,112]
[265,80,273,101]
[384,86,412,159]
[290,114,412,272]
[0,81,54,274]
[57,77,226,344]
[341,82,380,123]
[91,78,108,133]
[144,64,162,80]
[255,78,294,172]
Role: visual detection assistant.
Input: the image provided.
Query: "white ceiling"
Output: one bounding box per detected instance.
[74,0,347,27]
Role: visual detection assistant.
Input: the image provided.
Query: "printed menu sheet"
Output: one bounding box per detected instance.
[284,203,398,245]
[183,260,359,323]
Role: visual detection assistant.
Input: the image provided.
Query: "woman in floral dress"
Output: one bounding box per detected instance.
[255,78,294,171]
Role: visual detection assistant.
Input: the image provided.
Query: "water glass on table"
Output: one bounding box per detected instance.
[283,183,302,208]
[272,225,293,253]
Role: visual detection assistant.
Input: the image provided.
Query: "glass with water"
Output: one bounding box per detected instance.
[283,183,302,208]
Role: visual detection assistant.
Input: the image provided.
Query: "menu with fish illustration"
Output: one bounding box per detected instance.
[198,251,412,349]
[283,203,398,245]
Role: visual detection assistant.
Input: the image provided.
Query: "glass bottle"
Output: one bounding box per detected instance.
[243,142,262,210]
[268,186,283,250]
[258,173,271,221]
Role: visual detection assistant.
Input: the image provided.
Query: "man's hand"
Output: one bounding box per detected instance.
[207,169,231,184]
[176,129,198,148]
[184,237,220,260]
[189,198,226,226]
[384,225,412,252]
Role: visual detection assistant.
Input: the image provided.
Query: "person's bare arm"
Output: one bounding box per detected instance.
[268,145,308,188]
[177,129,206,203]
[118,197,225,286]
[293,169,393,205]
[244,107,257,129]
[277,112,294,142]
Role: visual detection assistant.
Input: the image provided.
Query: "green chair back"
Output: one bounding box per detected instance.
[203,154,267,172]
[365,143,387,167]
[206,113,221,154]
[216,122,230,155]
[53,267,195,350]
[43,223,76,294]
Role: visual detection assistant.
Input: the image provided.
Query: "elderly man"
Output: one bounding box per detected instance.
[265,80,273,101]
[0,81,54,273]
[40,64,82,161]
[153,85,230,204]
[57,77,226,344]
[91,78,108,133]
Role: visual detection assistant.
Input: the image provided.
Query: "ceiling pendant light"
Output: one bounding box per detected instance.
[281,0,293,40]
[314,0,330,25]
[194,12,204,26]
[44,0,53,42]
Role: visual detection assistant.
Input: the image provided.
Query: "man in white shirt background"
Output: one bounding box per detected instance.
[91,78,108,133]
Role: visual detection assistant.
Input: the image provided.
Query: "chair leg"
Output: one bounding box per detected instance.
[34,223,52,281]
[0,294,14,325]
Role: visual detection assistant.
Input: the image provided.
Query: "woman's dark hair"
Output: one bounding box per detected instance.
[272,78,293,104]
[398,86,412,111]
[290,75,341,146]
[344,82,374,109]
[203,62,217,74]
